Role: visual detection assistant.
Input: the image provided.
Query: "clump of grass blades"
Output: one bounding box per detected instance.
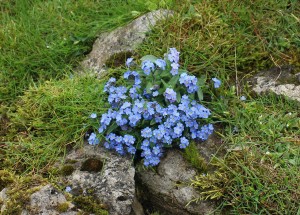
[136,0,300,78]
[2,74,111,173]
[0,0,148,103]
[191,93,300,214]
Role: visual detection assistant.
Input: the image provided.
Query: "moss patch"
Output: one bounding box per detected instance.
[105,51,134,68]
[59,165,75,176]
[73,195,109,215]
[183,142,208,172]
[80,158,104,173]
[0,170,14,191]
[56,202,70,213]
[1,171,47,215]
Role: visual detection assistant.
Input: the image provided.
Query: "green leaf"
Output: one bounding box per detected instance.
[197,87,203,101]
[140,55,158,63]
[176,91,181,103]
[189,93,195,100]
[197,75,206,87]
[146,82,153,94]
[168,75,179,88]
[160,69,171,78]
[161,79,168,88]
[150,119,156,126]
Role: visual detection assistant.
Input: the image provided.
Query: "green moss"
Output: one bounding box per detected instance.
[59,165,75,176]
[0,170,14,190]
[105,51,134,68]
[183,142,208,172]
[1,172,47,215]
[65,159,78,164]
[56,202,70,213]
[80,158,103,173]
[73,195,109,215]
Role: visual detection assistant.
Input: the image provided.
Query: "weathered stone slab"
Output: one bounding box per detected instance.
[63,144,137,215]
[251,65,300,102]
[81,9,173,75]
[136,150,216,215]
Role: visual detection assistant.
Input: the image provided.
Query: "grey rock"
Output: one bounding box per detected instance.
[29,184,76,215]
[0,188,8,213]
[63,144,137,215]
[1,185,76,215]
[136,150,216,215]
[80,9,173,76]
[251,65,300,102]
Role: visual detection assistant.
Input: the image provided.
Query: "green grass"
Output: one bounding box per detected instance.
[0,0,149,103]
[191,93,300,214]
[136,0,300,77]
[1,74,112,173]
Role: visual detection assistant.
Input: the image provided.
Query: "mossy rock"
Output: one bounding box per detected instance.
[73,195,109,215]
[105,51,134,68]
[59,165,75,176]
[1,173,47,215]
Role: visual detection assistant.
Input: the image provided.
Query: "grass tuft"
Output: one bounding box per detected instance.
[0,0,149,103]
[1,74,111,173]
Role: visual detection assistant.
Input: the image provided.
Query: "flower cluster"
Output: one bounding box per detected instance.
[88,48,220,166]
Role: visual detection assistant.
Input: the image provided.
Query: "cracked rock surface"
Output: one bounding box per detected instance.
[63,144,137,215]
[251,65,300,102]
[136,150,216,215]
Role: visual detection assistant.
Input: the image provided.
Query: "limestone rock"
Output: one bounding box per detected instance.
[136,150,216,215]
[81,9,173,75]
[63,144,137,215]
[0,188,8,213]
[29,184,76,215]
[251,65,300,102]
[1,185,76,215]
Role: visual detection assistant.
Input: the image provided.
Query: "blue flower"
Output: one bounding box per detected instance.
[179,137,189,149]
[143,89,152,99]
[128,113,141,126]
[197,124,214,140]
[129,87,141,99]
[88,133,99,145]
[155,59,166,70]
[133,99,145,114]
[126,57,134,67]
[90,113,97,119]
[104,77,116,92]
[141,60,155,75]
[124,71,131,79]
[152,91,159,97]
[240,95,246,101]
[164,88,177,103]
[65,186,72,193]
[123,134,135,146]
[100,113,112,126]
[170,62,179,76]
[141,127,152,138]
[168,48,180,63]
[174,122,184,136]
[212,78,221,88]
[179,73,198,93]
[107,86,127,107]
[127,145,136,154]
[141,139,150,150]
